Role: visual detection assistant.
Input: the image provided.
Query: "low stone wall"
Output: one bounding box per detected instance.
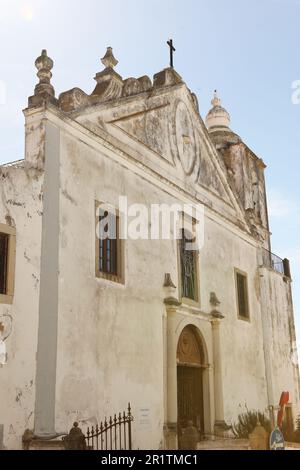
[286,442,300,450]
[28,439,65,451]
[197,438,250,451]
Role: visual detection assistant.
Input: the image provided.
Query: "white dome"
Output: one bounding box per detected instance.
[205,91,231,131]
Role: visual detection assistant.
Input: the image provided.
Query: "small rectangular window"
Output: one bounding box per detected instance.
[178,218,200,304]
[235,270,249,320]
[179,229,198,301]
[95,204,124,284]
[0,233,9,295]
[0,224,16,304]
[99,213,119,277]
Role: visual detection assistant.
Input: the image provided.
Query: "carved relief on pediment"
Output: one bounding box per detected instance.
[196,137,228,200]
[59,88,90,112]
[122,78,141,97]
[144,105,174,163]
[171,100,198,175]
[108,101,175,165]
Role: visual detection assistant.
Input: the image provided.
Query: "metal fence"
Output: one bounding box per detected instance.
[261,248,290,278]
[85,404,133,450]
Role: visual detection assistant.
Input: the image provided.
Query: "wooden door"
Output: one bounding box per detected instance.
[177,365,204,432]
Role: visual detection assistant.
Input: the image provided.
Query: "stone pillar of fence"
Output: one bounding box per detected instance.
[249,422,269,450]
[63,422,86,450]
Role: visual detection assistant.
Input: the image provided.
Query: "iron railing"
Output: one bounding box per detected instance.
[261,248,291,278]
[85,403,133,450]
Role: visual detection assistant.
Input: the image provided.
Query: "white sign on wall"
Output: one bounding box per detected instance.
[138,408,152,430]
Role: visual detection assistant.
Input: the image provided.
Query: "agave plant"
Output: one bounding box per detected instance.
[232,410,271,439]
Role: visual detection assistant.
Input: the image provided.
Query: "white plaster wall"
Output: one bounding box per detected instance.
[54,131,182,449]
[260,268,300,421]
[0,75,298,451]
[0,164,43,449]
[200,217,269,424]
[54,125,279,448]
[1,106,298,450]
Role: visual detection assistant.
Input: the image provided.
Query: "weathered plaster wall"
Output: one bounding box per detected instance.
[53,119,278,448]
[54,131,172,449]
[0,163,43,449]
[223,143,270,247]
[259,267,300,420]
[1,81,298,450]
[201,217,269,425]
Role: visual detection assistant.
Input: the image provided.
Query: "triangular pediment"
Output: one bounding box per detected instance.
[76,84,249,230]
[109,102,174,165]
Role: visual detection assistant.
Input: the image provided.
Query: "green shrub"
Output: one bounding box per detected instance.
[232,410,271,439]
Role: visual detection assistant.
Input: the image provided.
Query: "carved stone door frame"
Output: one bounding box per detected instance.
[177,326,205,437]
[163,307,215,450]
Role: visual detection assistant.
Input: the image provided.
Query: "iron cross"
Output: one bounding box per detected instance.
[167,39,176,68]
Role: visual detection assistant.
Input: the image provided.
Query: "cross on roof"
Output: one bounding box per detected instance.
[167,39,176,68]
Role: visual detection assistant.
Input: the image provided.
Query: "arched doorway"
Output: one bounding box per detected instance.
[177,325,205,441]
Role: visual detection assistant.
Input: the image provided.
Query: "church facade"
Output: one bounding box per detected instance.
[0,48,299,450]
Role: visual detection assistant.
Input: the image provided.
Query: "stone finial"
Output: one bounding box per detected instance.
[28,50,56,107]
[101,47,118,69]
[35,50,54,88]
[211,89,221,108]
[92,47,123,102]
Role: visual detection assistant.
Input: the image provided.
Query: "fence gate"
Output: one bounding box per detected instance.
[85,403,133,450]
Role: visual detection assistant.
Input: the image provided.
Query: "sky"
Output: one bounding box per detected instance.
[0,0,299,345]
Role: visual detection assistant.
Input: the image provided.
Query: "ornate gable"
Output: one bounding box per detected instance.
[77,86,246,218]
[50,47,250,230]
